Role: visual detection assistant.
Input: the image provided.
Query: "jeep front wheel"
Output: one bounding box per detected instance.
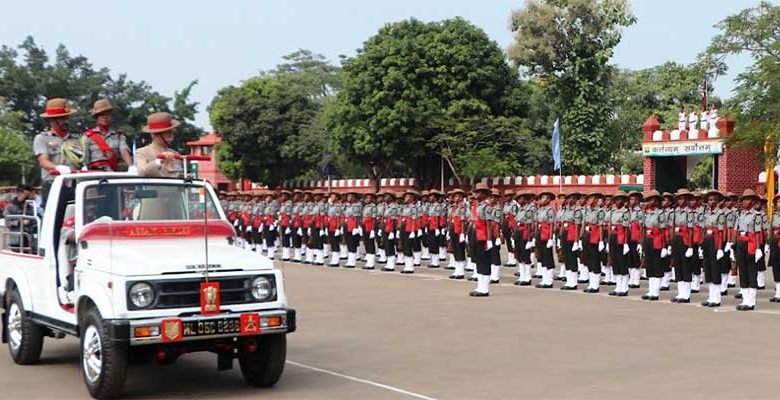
[80,307,128,399]
[6,289,44,365]
[238,334,287,387]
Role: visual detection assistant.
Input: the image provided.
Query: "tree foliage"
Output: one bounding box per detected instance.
[327,18,532,187]
[0,36,202,154]
[707,1,780,160]
[509,0,636,174]
[209,50,343,185]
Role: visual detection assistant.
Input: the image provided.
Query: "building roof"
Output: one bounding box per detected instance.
[186,132,221,146]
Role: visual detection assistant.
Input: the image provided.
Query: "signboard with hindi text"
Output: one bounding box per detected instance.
[642,140,724,157]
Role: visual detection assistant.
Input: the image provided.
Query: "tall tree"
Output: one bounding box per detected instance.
[327,18,531,188]
[209,77,318,186]
[209,50,342,185]
[0,36,202,153]
[707,1,780,159]
[509,0,636,174]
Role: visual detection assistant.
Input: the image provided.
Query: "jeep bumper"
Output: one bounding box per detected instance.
[107,308,296,345]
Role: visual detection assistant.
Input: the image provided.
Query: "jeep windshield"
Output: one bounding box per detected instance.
[82,183,220,223]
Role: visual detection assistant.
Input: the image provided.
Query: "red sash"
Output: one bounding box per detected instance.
[587,224,601,244]
[611,224,626,245]
[280,213,290,228]
[347,216,358,231]
[363,217,374,232]
[705,227,721,249]
[384,217,395,233]
[85,129,119,171]
[453,216,463,235]
[404,216,415,233]
[630,222,641,242]
[252,215,261,228]
[539,223,552,241]
[646,228,663,249]
[475,218,488,241]
[566,223,578,242]
[241,211,250,226]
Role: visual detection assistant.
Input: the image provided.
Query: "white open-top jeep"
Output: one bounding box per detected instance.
[0,172,296,399]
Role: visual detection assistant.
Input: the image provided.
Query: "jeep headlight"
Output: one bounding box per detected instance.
[128,282,155,309]
[251,276,274,301]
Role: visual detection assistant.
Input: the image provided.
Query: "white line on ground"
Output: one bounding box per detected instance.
[287,360,439,400]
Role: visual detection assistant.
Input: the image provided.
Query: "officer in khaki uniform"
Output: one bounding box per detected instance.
[135,112,182,178]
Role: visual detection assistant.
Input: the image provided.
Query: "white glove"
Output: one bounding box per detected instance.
[297,228,303,236]
[623,243,629,255]
[716,249,724,260]
[571,241,580,252]
[530,239,536,248]
[246,226,253,233]
[724,242,733,253]
[352,228,360,236]
[606,243,610,253]
[486,240,494,250]
[730,251,736,262]
[435,229,440,236]
[307,228,312,236]
[546,239,554,248]
[685,248,693,258]
[396,231,400,240]
[636,244,642,255]
[410,232,416,239]
[127,165,138,175]
[233,219,239,227]
[55,165,72,175]
[369,230,375,239]
[660,248,669,258]
[319,229,325,236]
[511,238,516,248]
[388,232,395,240]
[285,227,292,235]
[667,245,672,255]
[417,229,423,237]
[334,229,342,237]
[556,238,561,248]
[577,240,583,251]
[598,241,605,252]
[765,244,770,257]
[446,232,451,241]
[698,248,704,260]
[756,249,764,262]
[495,237,502,246]
[525,241,534,250]
[459,233,466,243]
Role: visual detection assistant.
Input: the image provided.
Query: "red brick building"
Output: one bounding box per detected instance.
[186,133,236,192]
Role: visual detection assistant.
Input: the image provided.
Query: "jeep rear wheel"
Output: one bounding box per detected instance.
[79,307,128,399]
[238,334,287,387]
[6,289,44,365]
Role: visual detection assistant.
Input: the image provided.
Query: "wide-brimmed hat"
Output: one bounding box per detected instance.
[91,99,114,116]
[643,190,661,201]
[503,189,515,197]
[448,188,465,196]
[675,188,694,198]
[142,112,181,133]
[490,188,501,196]
[566,191,582,199]
[473,183,490,193]
[627,191,643,199]
[538,191,556,199]
[515,190,532,199]
[429,189,442,196]
[612,191,628,200]
[705,189,723,200]
[740,189,759,201]
[585,191,604,199]
[40,98,76,118]
[278,189,292,196]
[404,189,420,197]
[662,192,674,199]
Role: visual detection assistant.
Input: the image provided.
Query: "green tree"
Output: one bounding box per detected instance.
[328,18,530,188]
[706,1,780,162]
[210,50,342,185]
[509,0,636,174]
[209,77,318,186]
[0,128,33,184]
[0,36,202,152]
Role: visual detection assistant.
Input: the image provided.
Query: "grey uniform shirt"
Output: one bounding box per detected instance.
[83,128,129,168]
[33,130,85,181]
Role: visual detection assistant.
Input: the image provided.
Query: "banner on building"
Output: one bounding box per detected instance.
[642,140,723,157]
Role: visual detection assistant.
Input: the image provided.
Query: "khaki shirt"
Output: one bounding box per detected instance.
[135,143,181,178]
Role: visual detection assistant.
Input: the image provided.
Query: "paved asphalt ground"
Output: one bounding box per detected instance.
[3,253,780,399]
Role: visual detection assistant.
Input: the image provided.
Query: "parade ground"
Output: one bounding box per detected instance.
[2,255,779,400]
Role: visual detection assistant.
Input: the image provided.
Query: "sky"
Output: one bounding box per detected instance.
[0,0,764,131]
